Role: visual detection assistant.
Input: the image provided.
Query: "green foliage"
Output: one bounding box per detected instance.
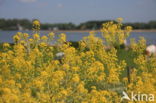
[1,18,156,30]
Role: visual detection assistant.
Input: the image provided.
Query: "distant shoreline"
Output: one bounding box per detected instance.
[1,29,156,33]
[51,29,156,33]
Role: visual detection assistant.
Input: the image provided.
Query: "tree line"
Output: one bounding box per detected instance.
[0,18,156,30]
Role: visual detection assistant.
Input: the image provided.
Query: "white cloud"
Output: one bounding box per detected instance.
[18,0,37,3]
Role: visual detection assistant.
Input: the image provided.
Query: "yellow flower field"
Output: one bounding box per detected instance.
[0,18,155,103]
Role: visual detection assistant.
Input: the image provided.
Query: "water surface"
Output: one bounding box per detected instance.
[0,31,156,45]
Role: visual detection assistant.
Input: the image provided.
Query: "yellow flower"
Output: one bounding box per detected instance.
[72,66,79,72]
[91,86,96,90]
[39,42,47,47]
[53,70,66,80]
[33,33,40,40]
[33,19,40,26]
[16,83,22,88]
[97,73,105,81]
[23,92,31,98]
[0,77,2,84]
[20,40,26,45]
[41,71,48,77]
[41,35,48,40]
[82,102,88,103]
[16,32,22,36]
[29,38,34,42]
[2,88,11,94]
[33,20,40,34]
[125,26,132,32]
[77,82,86,93]
[23,33,29,38]
[13,35,20,42]
[62,64,70,70]
[60,90,68,96]
[59,33,66,43]
[34,80,43,88]
[48,32,55,38]
[116,17,123,23]
[72,74,80,83]
[3,43,10,48]
[79,41,86,50]
[6,79,15,86]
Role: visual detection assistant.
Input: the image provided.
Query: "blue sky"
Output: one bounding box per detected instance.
[0,0,156,24]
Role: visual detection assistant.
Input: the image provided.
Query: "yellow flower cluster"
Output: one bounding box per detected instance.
[101,18,132,48]
[33,19,40,34]
[0,19,155,103]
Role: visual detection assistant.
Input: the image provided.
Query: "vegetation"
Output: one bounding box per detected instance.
[0,19,32,30]
[0,18,155,103]
[0,18,156,30]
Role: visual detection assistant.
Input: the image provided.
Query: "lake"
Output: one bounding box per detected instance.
[0,31,156,45]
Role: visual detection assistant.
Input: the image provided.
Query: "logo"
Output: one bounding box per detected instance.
[121,91,130,101]
[121,91,155,102]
